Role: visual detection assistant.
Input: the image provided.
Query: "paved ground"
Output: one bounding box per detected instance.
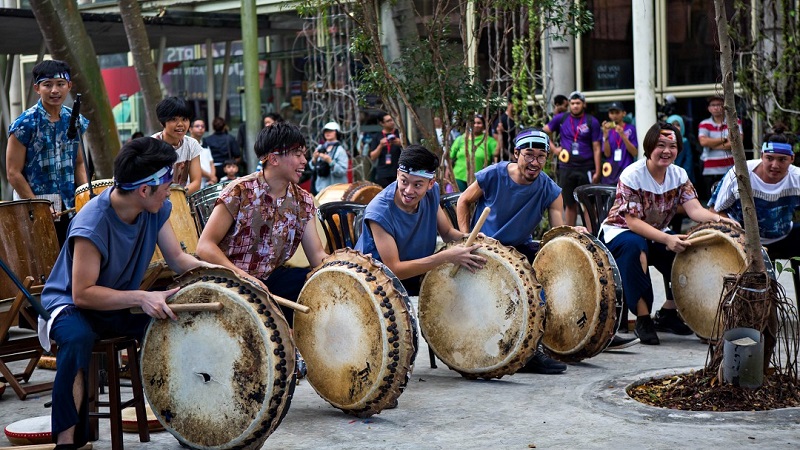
[1,266,797,449]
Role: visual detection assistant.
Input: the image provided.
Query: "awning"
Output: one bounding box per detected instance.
[0,8,275,56]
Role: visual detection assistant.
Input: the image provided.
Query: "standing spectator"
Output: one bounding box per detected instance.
[263,112,283,128]
[600,101,638,186]
[310,121,349,194]
[543,91,602,226]
[205,116,241,181]
[492,100,517,161]
[552,94,569,116]
[151,96,203,195]
[6,59,88,246]
[369,112,403,187]
[190,119,217,188]
[450,114,498,191]
[697,95,740,199]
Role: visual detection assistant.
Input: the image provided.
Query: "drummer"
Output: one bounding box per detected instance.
[354,144,486,295]
[5,59,88,246]
[196,122,328,324]
[599,122,739,345]
[38,137,214,449]
[455,129,594,374]
[708,132,800,262]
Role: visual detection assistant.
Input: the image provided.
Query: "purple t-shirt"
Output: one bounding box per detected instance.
[547,112,602,170]
[601,123,638,185]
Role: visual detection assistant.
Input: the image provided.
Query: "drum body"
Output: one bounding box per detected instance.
[534,227,619,362]
[122,405,164,433]
[419,236,545,379]
[4,415,51,445]
[140,268,295,450]
[151,186,198,263]
[671,222,755,341]
[315,181,382,206]
[187,180,233,234]
[294,249,418,417]
[74,179,115,212]
[0,200,59,300]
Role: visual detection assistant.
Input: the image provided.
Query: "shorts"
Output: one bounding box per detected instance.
[557,167,591,207]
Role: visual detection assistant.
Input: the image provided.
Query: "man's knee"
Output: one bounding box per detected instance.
[639,251,648,272]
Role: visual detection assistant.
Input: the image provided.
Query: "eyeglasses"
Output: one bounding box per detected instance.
[519,152,548,164]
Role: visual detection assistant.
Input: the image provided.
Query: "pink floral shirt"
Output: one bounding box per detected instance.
[216,170,316,279]
[601,159,697,242]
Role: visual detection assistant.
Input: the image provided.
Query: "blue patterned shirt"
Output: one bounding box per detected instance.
[8,99,88,208]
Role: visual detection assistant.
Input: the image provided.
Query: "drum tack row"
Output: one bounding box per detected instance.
[1,180,748,449]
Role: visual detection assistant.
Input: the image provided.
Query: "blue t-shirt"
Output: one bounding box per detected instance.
[474,162,562,246]
[355,181,440,263]
[41,187,171,312]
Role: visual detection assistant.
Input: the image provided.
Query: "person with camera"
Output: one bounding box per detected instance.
[311,121,349,194]
[369,113,403,187]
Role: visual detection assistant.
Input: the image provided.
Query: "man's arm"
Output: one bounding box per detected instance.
[301,218,328,268]
[158,221,211,275]
[196,204,248,278]
[74,143,87,186]
[548,194,565,228]
[592,140,602,183]
[6,135,35,198]
[456,181,483,233]
[71,237,178,320]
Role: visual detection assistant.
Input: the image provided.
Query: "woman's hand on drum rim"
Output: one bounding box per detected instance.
[665,234,690,253]
[572,225,590,235]
[139,287,180,321]
[446,244,487,272]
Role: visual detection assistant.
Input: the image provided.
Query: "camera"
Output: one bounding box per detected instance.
[386,134,396,141]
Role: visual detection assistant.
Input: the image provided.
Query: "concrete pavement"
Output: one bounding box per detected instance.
[1,267,797,449]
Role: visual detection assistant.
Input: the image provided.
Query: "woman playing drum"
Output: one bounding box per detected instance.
[600,122,739,345]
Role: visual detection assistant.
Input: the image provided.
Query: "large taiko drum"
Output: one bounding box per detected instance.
[533,227,620,362]
[315,181,383,206]
[151,186,198,263]
[74,179,115,212]
[0,200,59,301]
[670,222,773,341]
[419,236,545,379]
[187,180,234,234]
[140,268,295,449]
[294,249,418,417]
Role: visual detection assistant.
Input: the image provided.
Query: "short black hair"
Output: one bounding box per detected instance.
[553,94,568,106]
[156,97,193,126]
[398,144,439,173]
[642,122,683,158]
[212,116,226,133]
[32,60,71,84]
[254,121,306,159]
[114,137,177,195]
[264,113,284,123]
[223,159,238,167]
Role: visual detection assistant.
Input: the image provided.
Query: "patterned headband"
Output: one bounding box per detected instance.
[116,166,173,190]
[35,72,70,85]
[398,164,435,179]
[762,142,793,156]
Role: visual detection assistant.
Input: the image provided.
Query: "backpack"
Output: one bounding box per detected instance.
[558,112,595,137]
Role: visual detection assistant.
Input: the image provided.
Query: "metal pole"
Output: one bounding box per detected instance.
[206,38,215,122]
[632,0,656,159]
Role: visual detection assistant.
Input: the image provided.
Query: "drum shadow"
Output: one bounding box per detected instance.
[413,372,527,386]
[289,405,396,424]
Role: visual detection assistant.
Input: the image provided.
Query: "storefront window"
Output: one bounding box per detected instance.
[666,0,747,86]
[580,0,635,91]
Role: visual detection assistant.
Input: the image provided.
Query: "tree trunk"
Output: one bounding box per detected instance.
[118,0,162,135]
[713,0,765,272]
[30,0,119,178]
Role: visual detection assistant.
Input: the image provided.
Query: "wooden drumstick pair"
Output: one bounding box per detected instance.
[451,206,491,277]
[55,207,76,218]
[130,294,311,315]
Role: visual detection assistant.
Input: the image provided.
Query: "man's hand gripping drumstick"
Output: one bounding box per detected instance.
[450,207,491,276]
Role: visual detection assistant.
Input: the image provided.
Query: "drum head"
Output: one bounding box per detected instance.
[295,249,417,417]
[419,236,544,379]
[4,415,51,445]
[534,227,618,362]
[672,223,747,340]
[141,268,295,449]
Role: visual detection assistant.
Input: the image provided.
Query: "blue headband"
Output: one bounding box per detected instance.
[115,166,173,191]
[515,130,550,153]
[398,164,435,179]
[35,72,70,85]
[762,142,794,156]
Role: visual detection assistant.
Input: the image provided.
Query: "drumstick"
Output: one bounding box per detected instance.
[685,234,720,246]
[56,207,76,217]
[271,294,311,314]
[130,302,224,314]
[450,206,491,277]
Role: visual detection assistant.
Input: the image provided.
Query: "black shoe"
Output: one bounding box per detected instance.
[635,315,660,345]
[605,333,640,350]
[654,308,694,335]
[519,347,567,374]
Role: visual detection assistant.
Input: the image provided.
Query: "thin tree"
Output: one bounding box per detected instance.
[119,0,162,135]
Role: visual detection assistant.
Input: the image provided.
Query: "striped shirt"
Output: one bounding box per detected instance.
[697,117,741,176]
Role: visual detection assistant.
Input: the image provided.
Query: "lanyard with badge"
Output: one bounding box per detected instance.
[612,130,623,162]
[569,115,584,156]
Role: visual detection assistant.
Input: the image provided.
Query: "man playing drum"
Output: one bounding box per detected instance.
[196,122,328,324]
[708,132,800,263]
[600,122,739,345]
[355,145,486,295]
[38,137,214,449]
